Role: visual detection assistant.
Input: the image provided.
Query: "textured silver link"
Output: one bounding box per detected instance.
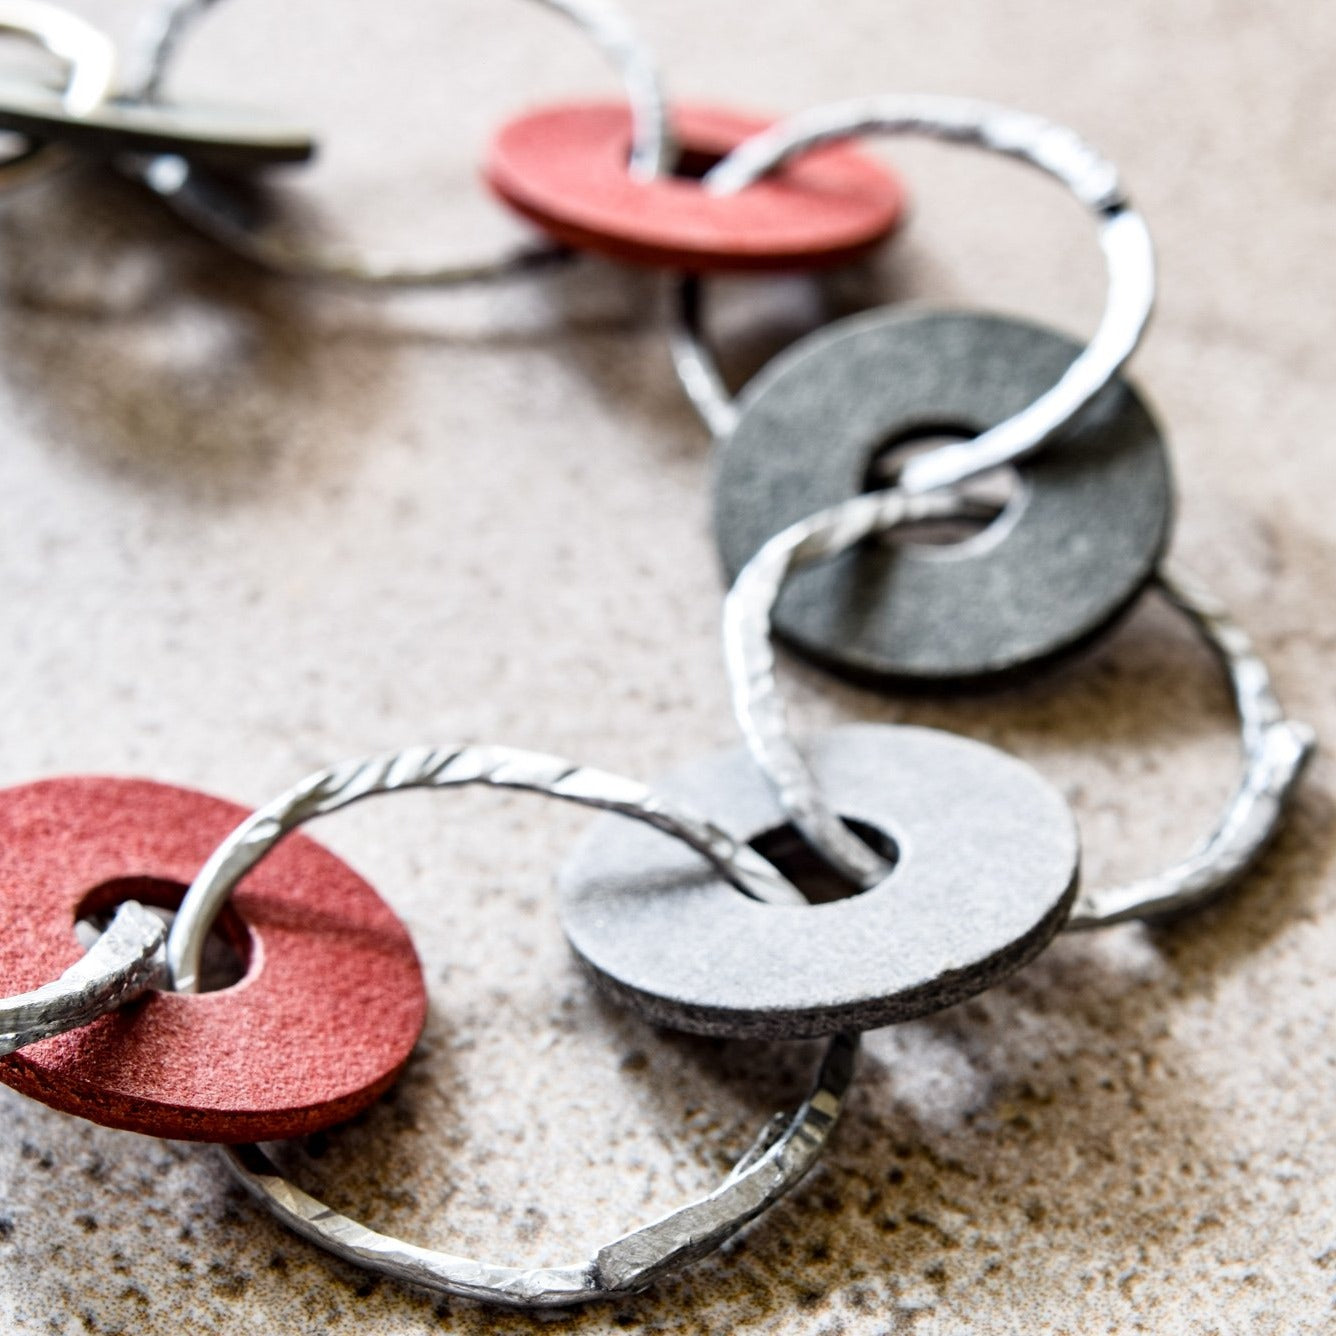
[167,742,807,990]
[0,0,116,186]
[168,743,852,1308]
[724,491,973,888]
[0,901,168,1056]
[221,1031,854,1307]
[722,489,1315,924]
[670,94,1155,493]
[125,0,674,285]
[1067,568,1317,928]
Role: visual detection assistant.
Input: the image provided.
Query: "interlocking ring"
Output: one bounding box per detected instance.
[125,0,673,286]
[0,0,116,187]
[0,901,166,1056]
[721,486,1314,916]
[669,93,1155,493]
[167,744,854,1308]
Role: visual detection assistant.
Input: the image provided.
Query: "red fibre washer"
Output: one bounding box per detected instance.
[0,777,426,1142]
[484,101,907,272]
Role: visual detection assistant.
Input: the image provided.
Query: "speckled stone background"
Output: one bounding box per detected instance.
[0,1,1332,1332]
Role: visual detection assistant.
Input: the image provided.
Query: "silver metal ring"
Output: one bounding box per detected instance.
[0,901,167,1056]
[669,94,1156,492]
[167,743,854,1308]
[722,487,1315,924]
[0,0,116,187]
[124,0,674,286]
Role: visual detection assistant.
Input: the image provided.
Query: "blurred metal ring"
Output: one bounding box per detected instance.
[124,0,674,285]
[669,93,1155,493]
[0,0,116,188]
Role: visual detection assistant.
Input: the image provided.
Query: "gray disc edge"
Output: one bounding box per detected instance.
[558,723,1081,1039]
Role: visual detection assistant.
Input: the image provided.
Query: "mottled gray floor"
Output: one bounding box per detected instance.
[0,1,1332,1332]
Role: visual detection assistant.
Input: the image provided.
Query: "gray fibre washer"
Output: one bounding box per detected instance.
[713,309,1174,684]
[559,723,1080,1039]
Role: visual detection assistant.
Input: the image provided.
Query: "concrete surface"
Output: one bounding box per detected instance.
[0,1,1332,1332]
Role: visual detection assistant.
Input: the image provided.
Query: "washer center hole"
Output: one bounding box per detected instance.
[74,876,251,994]
[749,819,898,904]
[864,422,1019,546]
[627,144,725,181]
[670,146,726,180]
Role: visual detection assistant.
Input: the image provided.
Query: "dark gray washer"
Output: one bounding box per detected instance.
[714,310,1174,684]
[559,723,1079,1039]
[0,76,314,168]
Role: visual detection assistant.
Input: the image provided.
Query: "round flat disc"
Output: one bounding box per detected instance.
[559,724,1079,1039]
[0,76,314,167]
[714,310,1175,683]
[484,101,906,272]
[0,777,425,1141]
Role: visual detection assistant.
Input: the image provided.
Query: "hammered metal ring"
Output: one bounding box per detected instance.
[722,486,1315,921]
[670,93,1155,493]
[125,0,673,285]
[167,743,855,1308]
[0,0,116,187]
[0,901,167,1056]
